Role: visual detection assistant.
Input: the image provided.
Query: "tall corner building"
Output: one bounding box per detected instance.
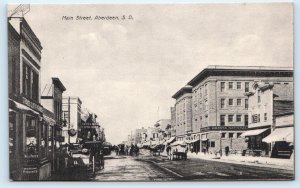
[171,65,293,154]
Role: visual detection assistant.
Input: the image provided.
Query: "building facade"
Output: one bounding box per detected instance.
[243,81,293,157]
[41,78,66,171]
[172,85,193,141]
[171,65,293,155]
[8,17,52,180]
[62,97,82,144]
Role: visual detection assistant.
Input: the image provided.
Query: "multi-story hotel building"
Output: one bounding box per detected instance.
[172,85,193,141]
[171,65,293,155]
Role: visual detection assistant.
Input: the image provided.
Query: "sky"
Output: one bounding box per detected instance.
[8,3,293,145]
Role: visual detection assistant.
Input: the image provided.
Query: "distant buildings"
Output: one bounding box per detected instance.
[62,97,82,144]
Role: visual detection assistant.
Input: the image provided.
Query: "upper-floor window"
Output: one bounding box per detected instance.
[258,90,261,103]
[229,133,234,138]
[22,61,39,102]
[221,99,225,109]
[236,115,242,122]
[228,99,234,106]
[245,99,248,109]
[228,115,234,122]
[229,82,234,89]
[264,113,267,121]
[221,133,226,138]
[252,114,260,123]
[237,82,241,89]
[220,115,225,126]
[237,99,242,106]
[220,82,225,92]
[245,82,250,92]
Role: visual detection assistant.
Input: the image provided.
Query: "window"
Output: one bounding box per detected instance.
[210,141,215,148]
[236,115,242,122]
[228,115,234,122]
[22,61,39,102]
[245,99,248,109]
[237,133,242,138]
[258,90,261,103]
[221,99,225,108]
[229,133,234,138]
[228,99,233,106]
[221,133,226,138]
[264,113,267,121]
[245,82,250,92]
[245,115,248,126]
[220,115,225,126]
[229,82,234,89]
[205,84,208,95]
[252,114,260,123]
[237,99,242,106]
[237,82,241,89]
[221,82,225,92]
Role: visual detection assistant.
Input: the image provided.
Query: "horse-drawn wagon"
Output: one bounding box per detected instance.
[168,141,188,160]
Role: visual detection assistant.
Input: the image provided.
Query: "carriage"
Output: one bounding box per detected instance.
[168,141,188,160]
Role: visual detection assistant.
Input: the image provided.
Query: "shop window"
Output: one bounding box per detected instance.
[245,82,250,92]
[228,115,234,122]
[229,82,234,89]
[25,116,38,157]
[236,115,242,122]
[228,99,233,106]
[237,133,242,138]
[210,141,215,148]
[9,112,16,159]
[220,82,225,92]
[237,99,242,106]
[237,82,241,89]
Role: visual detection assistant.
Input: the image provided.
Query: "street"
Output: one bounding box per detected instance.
[88,151,294,181]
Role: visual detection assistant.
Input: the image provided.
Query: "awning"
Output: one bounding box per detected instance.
[166,137,176,144]
[239,128,269,137]
[171,141,187,146]
[262,127,294,143]
[9,100,40,115]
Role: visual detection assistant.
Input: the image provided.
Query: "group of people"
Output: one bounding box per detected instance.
[113,144,140,156]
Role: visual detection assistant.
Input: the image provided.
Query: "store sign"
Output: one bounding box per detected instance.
[201,126,247,132]
[81,122,100,129]
[22,97,43,113]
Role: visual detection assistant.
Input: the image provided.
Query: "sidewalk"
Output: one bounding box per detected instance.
[187,152,294,170]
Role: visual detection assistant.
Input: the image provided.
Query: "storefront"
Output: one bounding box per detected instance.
[263,127,293,158]
[9,99,51,180]
[240,128,271,156]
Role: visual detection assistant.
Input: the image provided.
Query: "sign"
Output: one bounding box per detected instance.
[22,97,43,113]
[81,122,100,129]
[200,126,247,132]
[9,4,30,17]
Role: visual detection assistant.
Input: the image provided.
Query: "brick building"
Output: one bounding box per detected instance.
[171,65,293,155]
[8,17,52,180]
[172,85,193,141]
